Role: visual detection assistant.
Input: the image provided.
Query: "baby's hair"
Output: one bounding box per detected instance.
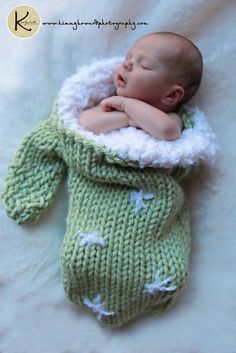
[143,32,203,105]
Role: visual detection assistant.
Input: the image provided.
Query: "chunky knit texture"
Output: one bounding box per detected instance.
[2,102,196,327]
[1,58,219,327]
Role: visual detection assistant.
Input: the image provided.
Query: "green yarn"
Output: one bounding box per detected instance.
[177,105,195,130]
[2,102,194,327]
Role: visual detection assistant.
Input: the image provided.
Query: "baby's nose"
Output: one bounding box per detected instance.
[123,59,132,71]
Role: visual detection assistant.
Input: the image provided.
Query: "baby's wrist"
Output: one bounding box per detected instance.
[122,97,134,112]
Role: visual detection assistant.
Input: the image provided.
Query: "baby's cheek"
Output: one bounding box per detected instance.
[131,81,149,97]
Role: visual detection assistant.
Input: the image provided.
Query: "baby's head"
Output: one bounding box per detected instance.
[114,32,203,112]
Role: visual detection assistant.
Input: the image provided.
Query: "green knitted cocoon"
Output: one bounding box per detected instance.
[2,102,194,327]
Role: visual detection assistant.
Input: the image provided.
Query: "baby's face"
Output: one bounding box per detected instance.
[114,35,174,107]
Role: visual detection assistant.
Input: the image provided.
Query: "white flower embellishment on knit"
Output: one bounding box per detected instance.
[77,230,105,247]
[83,294,115,321]
[129,190,154,214]
[144,270,177,294]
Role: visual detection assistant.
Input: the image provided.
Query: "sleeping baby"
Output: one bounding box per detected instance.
[2,31,218,328]
[79,31,203,140]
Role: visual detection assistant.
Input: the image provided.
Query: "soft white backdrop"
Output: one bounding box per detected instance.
[0,1,236,352]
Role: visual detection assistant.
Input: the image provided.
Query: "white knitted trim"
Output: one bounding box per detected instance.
[83,294,115,321]
[77,230,105,247]
[144,270,177,294]
[57,56,219,168]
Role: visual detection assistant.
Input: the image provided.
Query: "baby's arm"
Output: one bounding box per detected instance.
[124,99,182,140]
[101,97,182,140]
[79,103,130,134]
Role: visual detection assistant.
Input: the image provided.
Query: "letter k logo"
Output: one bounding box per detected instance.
[15,10,32,32]
[7,5,41,38]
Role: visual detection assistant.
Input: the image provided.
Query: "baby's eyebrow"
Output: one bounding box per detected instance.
[125,51,155,65]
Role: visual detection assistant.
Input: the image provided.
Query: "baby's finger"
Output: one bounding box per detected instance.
[100,99,113,111]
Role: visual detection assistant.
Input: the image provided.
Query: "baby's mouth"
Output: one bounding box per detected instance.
[117,73,127,86]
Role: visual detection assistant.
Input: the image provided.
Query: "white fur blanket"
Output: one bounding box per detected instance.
[0,0,235,352]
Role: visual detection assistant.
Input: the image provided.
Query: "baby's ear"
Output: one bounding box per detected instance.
[162,85,185,107]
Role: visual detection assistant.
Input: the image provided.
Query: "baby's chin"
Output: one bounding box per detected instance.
[115,84,134,98]
[114,80,148,100]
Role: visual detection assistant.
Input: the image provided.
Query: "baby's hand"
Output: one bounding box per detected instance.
[100,96,127,112]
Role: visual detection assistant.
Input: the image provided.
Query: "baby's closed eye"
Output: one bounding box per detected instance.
[140,64,152,70]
